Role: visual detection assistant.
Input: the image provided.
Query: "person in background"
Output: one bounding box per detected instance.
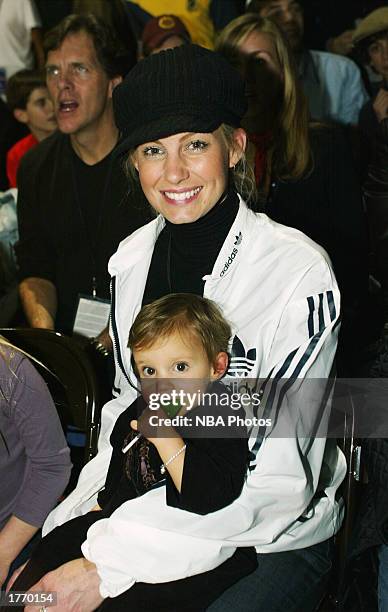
[124,0,242,49]
[352,118,388,612]
[72,0,137,69]
[0,0,44,98]
[140,14,191,58]
[299,0,386,57]
[354,8,388,170]
[0,100,28,191]
[246,0,369,126]
[216,13,370,375]
[15,14,150,352]
[5,70,56,188]
[0,337,71,589]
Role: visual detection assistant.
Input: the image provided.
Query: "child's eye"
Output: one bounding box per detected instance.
[187,140,209,152]
[142,366,156,376]
[175,362,189,373]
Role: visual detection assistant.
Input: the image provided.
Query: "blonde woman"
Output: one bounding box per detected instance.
[6,45,344,612]
[0,337,71,589]
[216,13,371,375]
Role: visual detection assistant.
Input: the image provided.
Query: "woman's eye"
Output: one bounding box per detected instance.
[187,140,208,152]
[175,362,188,373]
[143,146,164,157]
[253,55,267,65]
[142,366,155,376]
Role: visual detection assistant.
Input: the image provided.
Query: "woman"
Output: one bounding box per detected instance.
[216,14,371,374]
[9,45,344,612]
[0,337,71,589]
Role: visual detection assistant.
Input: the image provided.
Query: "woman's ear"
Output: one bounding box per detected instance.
[211,351,229,380]
[229,128,247,168]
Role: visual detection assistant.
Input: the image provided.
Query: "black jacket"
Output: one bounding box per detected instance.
[350,438,388,559]
[264,125,370,371]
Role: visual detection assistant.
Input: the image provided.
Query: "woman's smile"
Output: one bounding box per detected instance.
[161,186,203,204]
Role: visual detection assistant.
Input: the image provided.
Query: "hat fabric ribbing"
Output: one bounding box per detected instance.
[113,44,247,156]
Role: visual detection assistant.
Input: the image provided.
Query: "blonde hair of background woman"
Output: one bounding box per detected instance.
[216,13,311,182]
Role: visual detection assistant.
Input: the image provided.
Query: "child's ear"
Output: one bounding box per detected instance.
[211,351,229,380]
[13,108,29,125]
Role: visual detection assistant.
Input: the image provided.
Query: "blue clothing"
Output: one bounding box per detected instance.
[379,544,388,612]
[300,49,369,125]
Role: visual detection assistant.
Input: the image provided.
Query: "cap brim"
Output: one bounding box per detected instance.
[114,113,222,158]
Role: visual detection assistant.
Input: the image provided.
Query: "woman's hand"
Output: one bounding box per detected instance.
[24,558,104,612]
[5,561,28,592]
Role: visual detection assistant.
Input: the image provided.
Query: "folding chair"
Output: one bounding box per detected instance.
[0,327,105,462]
[318,387,364,611]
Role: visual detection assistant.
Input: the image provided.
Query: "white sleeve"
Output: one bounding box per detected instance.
[23,0,42,29]
[80,259,344,598]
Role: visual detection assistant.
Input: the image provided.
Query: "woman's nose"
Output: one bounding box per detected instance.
[163,153,189,184]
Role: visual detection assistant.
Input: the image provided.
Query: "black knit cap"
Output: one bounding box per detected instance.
[113,44,247,156]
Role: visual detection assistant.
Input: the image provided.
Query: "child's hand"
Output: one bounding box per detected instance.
[130,407,180,445]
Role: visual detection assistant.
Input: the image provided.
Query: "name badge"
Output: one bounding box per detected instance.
[73,295,110,338]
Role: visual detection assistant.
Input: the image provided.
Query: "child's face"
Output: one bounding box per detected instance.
[368,33,388,81]
[133,331,226,406]
[24,87,57,140]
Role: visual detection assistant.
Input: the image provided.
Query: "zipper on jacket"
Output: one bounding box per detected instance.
[110,276,131,386]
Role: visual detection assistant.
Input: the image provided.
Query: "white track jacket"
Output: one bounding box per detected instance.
[45,197,346,598]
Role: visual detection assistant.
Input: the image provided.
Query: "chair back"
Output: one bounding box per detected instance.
[0,328,103,462]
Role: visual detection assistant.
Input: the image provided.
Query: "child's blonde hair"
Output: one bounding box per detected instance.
[128,294,231,366]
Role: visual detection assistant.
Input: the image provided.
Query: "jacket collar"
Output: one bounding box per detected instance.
[108,195,262,280]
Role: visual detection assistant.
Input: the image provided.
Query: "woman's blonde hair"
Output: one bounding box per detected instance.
[216,13,311,181]
[123,124,257,206]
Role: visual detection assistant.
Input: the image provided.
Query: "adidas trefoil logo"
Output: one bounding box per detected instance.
[234,231,242,246]
[228,335,257,377]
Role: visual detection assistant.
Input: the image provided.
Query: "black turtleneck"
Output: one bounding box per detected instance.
[142,190,239,305]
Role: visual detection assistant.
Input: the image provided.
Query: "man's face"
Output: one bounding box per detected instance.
[257,0,304,53]
[46,30,117,137]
